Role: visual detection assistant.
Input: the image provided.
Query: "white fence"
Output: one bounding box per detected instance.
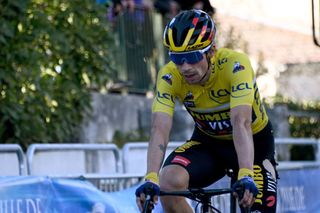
[26,143,121,176]
[1,138,320,191]
[0,144,26,175]
[275,138,320,170]
[122,142,184,173]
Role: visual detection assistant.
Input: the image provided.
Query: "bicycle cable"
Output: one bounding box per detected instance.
[194,200,222,213]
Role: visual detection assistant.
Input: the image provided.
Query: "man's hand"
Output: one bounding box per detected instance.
[135,172,160,212]
[135,181,160,212]
[232,175,258,208]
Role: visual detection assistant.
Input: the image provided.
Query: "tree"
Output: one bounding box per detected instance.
[0,0,115,149]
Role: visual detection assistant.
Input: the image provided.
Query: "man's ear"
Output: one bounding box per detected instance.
[207,46,215,57]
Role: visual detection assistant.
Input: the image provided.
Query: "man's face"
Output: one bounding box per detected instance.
[176,54,209,84]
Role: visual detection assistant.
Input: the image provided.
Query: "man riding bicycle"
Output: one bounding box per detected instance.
[136,9,278,213]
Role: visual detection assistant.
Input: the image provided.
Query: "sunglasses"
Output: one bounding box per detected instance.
[169,44,212,65]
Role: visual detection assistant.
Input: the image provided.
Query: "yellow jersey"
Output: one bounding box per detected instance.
[152,48,269,140]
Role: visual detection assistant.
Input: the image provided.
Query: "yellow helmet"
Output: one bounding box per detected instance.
[163,9,216,52]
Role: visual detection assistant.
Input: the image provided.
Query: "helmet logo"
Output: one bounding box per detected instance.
[186,44,205,51]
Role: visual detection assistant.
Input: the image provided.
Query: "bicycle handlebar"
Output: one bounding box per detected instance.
[143,187,251,213]
[160,188,233,200]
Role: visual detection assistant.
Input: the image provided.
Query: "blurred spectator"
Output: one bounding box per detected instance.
[154,0,215,18]
[111,0,123,17]
[111,0,152,17]
[106,0,153,29]
[154,0,174,17]
[175,0,215,15]
[105,0,155,92]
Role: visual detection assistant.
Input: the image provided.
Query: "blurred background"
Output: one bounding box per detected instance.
[1,0,319,159]
[1,1,320,212]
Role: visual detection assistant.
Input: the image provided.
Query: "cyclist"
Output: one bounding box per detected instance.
[135,9,278,213]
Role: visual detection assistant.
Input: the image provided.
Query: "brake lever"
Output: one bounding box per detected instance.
[142,194,153,213]
[142,185,155,213]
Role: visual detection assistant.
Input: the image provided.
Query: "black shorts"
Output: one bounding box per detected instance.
[163,121,278,212]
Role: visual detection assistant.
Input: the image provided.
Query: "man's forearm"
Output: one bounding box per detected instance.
[231,105,254,171]
[146,112,172,174]
[233,123,254,170]
[146,136,167,174]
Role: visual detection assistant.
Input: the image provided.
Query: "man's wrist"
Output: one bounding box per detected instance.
[238,168,254,180]
[145,172,159,185]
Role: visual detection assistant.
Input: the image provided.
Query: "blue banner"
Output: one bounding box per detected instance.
[107,168,320,213]
[277,168,320,213]
[0,167,320,213]
[0,176,117,213]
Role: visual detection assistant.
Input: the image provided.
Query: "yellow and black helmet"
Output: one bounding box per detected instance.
[163,9,216,52]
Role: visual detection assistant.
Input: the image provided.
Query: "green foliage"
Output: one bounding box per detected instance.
[271,95,320,113]
[0,0,115,148]
[289,116,320,138]
[266,95,320,160]
[268,95,320,138]
[286,98,319,160]
[290,145,315,161]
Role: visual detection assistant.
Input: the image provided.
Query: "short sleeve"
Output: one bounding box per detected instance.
[225,53,255,108]
[152,64,181,116]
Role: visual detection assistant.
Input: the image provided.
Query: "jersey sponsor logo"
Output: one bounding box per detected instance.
[266,195,276,207]
[266,171,277,193]
[175,141,201,153]
[232,82,252,92]
[210,88,229,98]
[218,58,228,66]
[253,165,277,206]
[161,73,172,85]
[217,58,227,70]
[253,83,265,121]
[233,61,245,73]
[157,91,175,103]
[184,91,194,100]
[252,107,257,122]
[171,155,191,166]
[209,82,252,102]
[190,110,230,121]
[183,91,195,107]
[188,109,232,136]
[184,101,195,107]
[253,165,264,205]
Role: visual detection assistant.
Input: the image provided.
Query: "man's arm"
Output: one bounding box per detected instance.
[135,112,172,211]
[231,105,257,208]
[231,105,254,170]
[147,112,173,174]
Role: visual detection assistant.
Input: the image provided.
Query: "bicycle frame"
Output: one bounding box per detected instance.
[143,187,235,213]
[160,188,233,213]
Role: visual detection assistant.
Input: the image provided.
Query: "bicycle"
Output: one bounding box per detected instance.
[141,170,252,213]
[142,187,250,213]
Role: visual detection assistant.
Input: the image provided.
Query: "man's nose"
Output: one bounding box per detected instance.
[179,61,192,69]
[179,62,193,72]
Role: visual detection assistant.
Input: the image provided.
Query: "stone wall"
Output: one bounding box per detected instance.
[80,93,290,144]
[80,93,153,143]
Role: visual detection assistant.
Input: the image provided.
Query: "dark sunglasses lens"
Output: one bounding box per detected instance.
[170,52,203,65]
